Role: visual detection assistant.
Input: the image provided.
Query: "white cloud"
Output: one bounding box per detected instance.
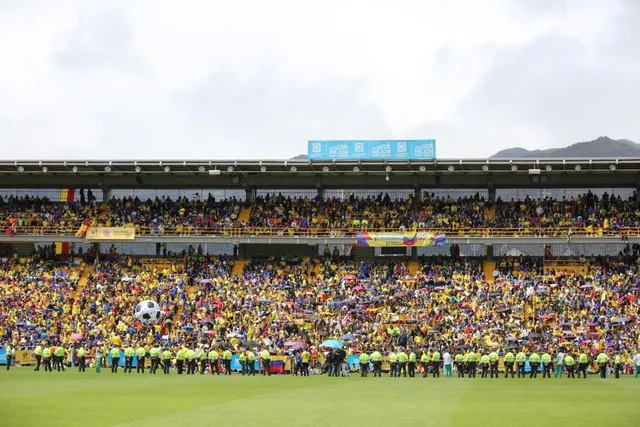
[0,0,637,159]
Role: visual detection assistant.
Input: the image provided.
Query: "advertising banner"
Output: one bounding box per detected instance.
[308,140,436,160]
[357,231,446,247]
[86,227,136,241]
[15,350,36,365]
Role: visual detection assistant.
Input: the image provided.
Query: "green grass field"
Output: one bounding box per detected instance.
[1,368,639,427]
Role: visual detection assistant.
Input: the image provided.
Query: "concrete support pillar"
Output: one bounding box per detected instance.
[245,188,256,203]
[488,184,496,205]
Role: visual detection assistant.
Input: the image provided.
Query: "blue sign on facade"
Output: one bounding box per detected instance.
[307,140,436,160]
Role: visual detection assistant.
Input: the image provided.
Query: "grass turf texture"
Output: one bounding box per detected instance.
[1,369,639,427]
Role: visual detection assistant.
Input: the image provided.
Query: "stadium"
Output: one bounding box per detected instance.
[1,152,640,427]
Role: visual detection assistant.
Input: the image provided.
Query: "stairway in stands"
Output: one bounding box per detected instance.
[313,261,322,276]
[483,260,496,283]
[408,260,420,276]
[231,259,246,277]
[484,205,497,219]
[97,203,109,220]
[74,264,93,300]
[238,206,252,224]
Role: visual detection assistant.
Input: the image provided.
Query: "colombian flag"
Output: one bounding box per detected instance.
[5,218,17,237]
[75,218,91,239]
[269,356,286,374]
[55,242,70,255]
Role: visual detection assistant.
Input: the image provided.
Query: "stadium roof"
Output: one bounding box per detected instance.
[1,158,639,189]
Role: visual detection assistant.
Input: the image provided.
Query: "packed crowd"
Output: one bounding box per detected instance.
[493,192,640,233]
[2,252,640,375]
[4,191,638,236]
[248,192,486,230]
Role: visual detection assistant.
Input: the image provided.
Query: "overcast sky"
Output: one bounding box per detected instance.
[1,0,638,160]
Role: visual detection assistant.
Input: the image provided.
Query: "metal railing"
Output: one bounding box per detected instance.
[7,225,638,238]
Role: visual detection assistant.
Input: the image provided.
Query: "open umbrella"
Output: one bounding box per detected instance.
[539,314,554,320]
[580,284,594,290]
[285,341,307,350]
[199,279,212,284]
[71,333,82,341]
[245,340,260,349]
[320,339,343,349]
[203,331,216,336]
[343,275,357,281]
[612,317,629,324]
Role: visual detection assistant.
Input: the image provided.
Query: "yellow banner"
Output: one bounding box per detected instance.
[86,227,136,241]
[15,350,36,365]
[356,231,446,247]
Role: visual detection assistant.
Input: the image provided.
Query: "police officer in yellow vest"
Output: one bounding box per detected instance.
[408,350,417,378]
[467,351,479,378]
[564,354,576,378]
[614,354,622,379]
[5,343,13,371]
[489,351,499,378]
[370,350,382,377]
[149,346,160,374]
[421,350,431,378]
[515,351,526,378]
[110,347,120,373]
[54,345,66,372]
[479,353,490,378]
[504,351,515,378]
[529,352,541,379]
[208,348,220,375]
[397,349,409,378]
[223,348,234,375]
[124,346,135,373]
[578,352,589,379]
[42,346,52,372]
[388,351,398,378]
[596,352,609,379]
[186,347,196,375]
[454,353,465,378]
[248,350,257,376]
[77,346,87,372]
[541,352,552,378]
[359,351,370,377]
[239,350,247,375]
[162,348,172,374]
[431,349,442,378]
[199,346,208,375]
[259,348,271,376]
[34,344,43,371]
[175,347,185,374]
[136,346,147,374]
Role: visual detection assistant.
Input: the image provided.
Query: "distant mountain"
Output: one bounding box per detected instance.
[491,137,640,158]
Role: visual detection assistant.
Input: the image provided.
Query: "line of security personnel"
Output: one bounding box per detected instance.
[351,349,625,379]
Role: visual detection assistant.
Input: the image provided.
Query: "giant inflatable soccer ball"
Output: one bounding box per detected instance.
[135,300,162,325]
